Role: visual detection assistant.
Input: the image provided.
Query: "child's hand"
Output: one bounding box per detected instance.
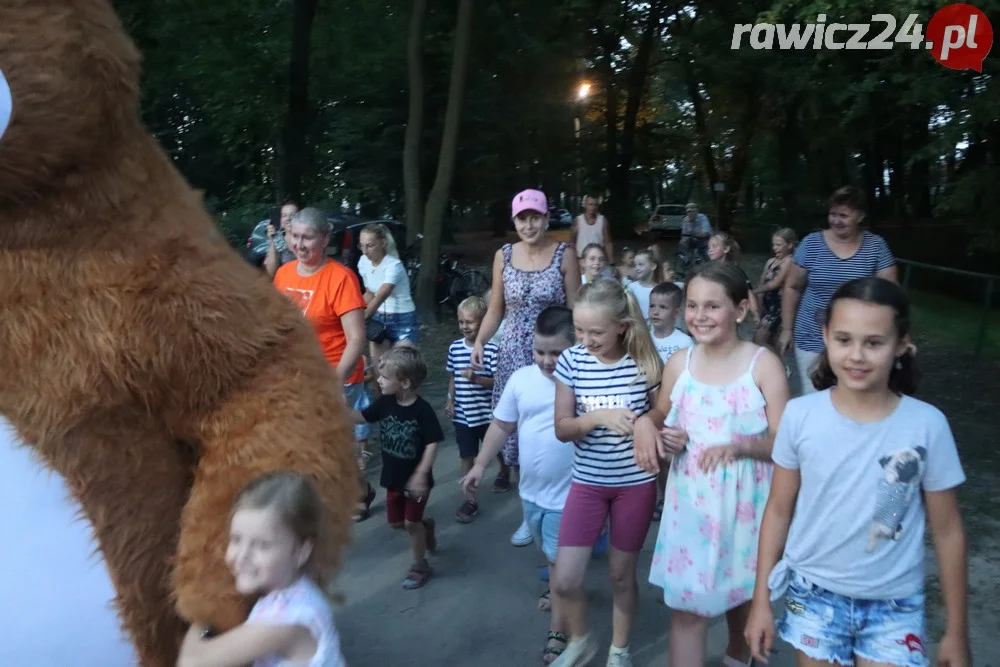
[444,400,454,419]
[461,367,475,381]
[595,408,637,436]
[937,632,970,667]
[659,427,689,456]
[744,599,776,663]
[698,444,740,473]
[460,462,485,496]
[633,417,661,474]
[405,471,430,499]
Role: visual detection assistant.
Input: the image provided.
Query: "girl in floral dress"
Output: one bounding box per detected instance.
[634,262,789,667]
[473,189,579,543]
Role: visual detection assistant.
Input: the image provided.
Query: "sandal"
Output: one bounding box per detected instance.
[423,518,437,554]
[493,471,511,493]
[538,589,551,612]
[542,631,567,664]
[401,559,432,590]
[353,483,376,523]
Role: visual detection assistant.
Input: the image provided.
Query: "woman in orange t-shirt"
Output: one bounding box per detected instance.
[273,207,374,519]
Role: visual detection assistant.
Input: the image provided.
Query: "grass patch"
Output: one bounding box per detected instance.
[908,288,1000,359]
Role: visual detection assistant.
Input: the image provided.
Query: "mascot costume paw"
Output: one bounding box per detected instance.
[0,2,357,665]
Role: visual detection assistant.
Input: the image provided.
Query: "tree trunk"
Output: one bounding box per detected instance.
[403,0,427,244]
[608,0,663,234]
[278,0,318,202]
[415,0,474,321]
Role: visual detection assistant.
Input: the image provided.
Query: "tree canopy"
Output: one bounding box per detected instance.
[117,0,999,269]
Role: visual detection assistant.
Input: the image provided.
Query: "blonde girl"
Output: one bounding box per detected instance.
[753,228,798,350]
[178,472,347,667]
[549,278,663,667]
[634,262,789,667]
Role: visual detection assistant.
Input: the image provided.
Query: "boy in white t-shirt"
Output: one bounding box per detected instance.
[647,281,693,521]
[461,306,576,664]
[626,248,659,319]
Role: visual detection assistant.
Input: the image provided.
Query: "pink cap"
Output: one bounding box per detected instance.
[511,189,548,217]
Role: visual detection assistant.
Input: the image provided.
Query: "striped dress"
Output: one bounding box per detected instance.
[793,231,896,352]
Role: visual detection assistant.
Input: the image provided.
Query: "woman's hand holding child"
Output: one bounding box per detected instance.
[459,463,485,496]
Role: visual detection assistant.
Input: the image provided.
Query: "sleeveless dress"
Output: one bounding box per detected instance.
[495,242,569,465]
[649,346,772,617]
[759,258,782,335]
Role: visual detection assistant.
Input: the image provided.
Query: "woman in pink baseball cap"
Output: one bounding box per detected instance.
[471,190,579,532]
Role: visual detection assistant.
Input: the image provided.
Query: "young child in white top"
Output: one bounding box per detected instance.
[580,243,610,285]
[625,248,660,319]
[646,281,693,521]
[461,306,577,664]
[177,472,347,667]
[745,277,969,667]
[446,295,498,523]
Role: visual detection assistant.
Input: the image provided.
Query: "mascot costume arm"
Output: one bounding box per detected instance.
[0,2,356,665]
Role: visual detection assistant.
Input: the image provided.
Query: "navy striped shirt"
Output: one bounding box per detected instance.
[553,345,657,487]
[793,231,895,352]
[447,338,498,427]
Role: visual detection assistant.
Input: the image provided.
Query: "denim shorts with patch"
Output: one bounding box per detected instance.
[777,572,928,667]
[372,310,420,345]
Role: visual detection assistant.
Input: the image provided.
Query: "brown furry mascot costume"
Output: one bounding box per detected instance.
[0,2,357,665]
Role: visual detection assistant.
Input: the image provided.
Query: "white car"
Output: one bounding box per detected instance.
[643,204,687,235]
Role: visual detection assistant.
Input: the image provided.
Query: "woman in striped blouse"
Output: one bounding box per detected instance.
[779,186,898,395]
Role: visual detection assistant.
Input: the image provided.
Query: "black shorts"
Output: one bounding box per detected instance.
[454,422,489,459]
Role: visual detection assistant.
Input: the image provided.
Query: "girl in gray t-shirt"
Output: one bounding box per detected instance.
[745,277,968,667]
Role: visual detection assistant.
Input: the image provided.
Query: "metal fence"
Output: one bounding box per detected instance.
[899,259,998,357]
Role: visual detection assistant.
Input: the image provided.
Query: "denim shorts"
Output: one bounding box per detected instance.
[372,310,420,345]
[343,382,371,441]
[777,573,928,667]
[521,499,562,563]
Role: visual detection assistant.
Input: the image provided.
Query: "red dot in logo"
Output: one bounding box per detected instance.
[926,3,993,71]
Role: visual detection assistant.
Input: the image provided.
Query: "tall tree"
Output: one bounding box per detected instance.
[403,0,427,243]
[414,0,474,320]
[278,0,319,201]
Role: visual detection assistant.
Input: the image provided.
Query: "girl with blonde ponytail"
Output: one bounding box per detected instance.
[548,277,662,666]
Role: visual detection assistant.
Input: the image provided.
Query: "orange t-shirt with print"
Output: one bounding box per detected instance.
[274,259,366,384]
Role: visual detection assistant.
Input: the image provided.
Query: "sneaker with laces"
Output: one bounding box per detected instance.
[511,519,533,546]
[455,500,478,523]
[606,646,632,667]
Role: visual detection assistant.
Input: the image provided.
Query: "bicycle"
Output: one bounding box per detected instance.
[404,234,491,309]
[675,234,709,279]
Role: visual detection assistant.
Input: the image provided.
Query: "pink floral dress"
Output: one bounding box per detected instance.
[649,346,772,617]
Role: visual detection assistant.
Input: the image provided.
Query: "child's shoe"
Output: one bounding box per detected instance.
[455,500,478,523]
[550,633,598,667]
[606,645,632,667]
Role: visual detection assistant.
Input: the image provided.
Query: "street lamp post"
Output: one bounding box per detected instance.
[574,82,590,212]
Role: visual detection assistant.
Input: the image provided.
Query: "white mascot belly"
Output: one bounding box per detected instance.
[0,418,138,665]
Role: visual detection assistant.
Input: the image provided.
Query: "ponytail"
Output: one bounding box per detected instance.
[361,223,399,258]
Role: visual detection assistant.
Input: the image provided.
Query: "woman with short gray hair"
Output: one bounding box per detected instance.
[273,207,376,520]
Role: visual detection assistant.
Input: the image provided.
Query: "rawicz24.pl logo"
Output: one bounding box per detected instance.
[730,3,993,72]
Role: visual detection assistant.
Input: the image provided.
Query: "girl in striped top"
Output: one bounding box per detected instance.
[550,278,663,667]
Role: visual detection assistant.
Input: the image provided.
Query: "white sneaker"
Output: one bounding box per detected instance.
[510,520,533,546]
[550,634,598,667]
[606,646,632,667]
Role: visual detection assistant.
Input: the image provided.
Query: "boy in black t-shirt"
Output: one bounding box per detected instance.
[353,346,443,590]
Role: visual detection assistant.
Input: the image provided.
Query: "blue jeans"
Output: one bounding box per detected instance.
[778,572,928,666]
[343,382,371,441]
[372,310,420,345]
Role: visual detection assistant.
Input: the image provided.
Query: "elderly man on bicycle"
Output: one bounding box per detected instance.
[679,202,712,264]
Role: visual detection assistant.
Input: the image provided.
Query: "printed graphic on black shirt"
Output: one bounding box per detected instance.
[867,446,926,552]
[362,396,443,490]
[380,415,419,460]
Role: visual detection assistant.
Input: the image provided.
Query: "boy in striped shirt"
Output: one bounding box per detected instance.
[445,296,498,523]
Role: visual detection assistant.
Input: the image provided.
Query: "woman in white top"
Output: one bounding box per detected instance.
[357,223,419,372]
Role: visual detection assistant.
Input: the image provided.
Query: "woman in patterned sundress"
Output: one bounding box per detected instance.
[633,262,789,667]
[472,189,579,543]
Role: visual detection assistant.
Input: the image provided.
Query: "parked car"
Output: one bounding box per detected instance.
[640,203,687,236]
[548,207,574,228]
